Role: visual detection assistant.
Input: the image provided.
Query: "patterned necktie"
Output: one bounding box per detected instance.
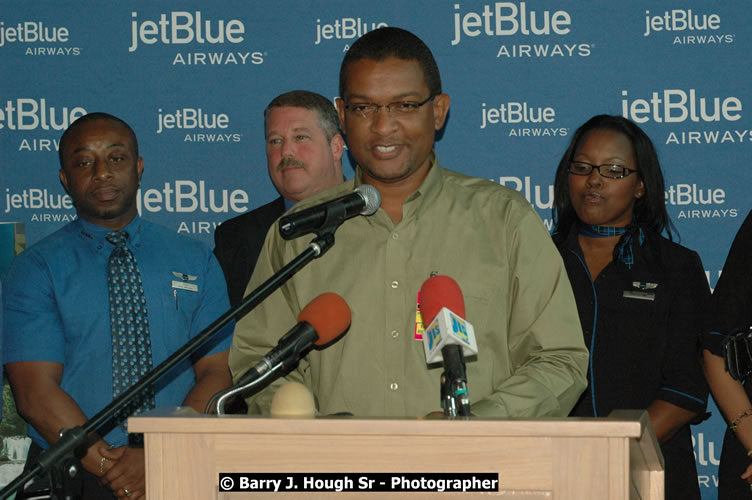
[106,230,155,428]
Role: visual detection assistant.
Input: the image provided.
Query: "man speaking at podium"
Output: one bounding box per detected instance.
[3,113,233,499]
[229,27,588,419]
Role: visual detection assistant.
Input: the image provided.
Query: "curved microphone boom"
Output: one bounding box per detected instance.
[279,184,380,240]
[420,275,478,418]
[213,293,351,414]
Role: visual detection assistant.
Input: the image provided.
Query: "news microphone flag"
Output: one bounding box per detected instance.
[423,307,478,364]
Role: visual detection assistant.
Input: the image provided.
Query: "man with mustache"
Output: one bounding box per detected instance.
[213,90,345,307]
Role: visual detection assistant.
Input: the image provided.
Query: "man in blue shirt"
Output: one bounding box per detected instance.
[3,113,233,499]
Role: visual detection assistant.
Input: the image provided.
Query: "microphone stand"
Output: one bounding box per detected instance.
[210,360,283,415]
[0,229,337,500]
[440,348,471,419]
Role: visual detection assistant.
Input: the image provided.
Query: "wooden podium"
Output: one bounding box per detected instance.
[129,409,663,499]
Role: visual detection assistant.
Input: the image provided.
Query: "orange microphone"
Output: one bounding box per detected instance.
[234,292,351,389]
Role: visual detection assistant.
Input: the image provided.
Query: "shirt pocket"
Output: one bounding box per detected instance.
[154,275,203,344]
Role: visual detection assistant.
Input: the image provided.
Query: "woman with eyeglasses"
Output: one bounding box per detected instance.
[551,114,709,500]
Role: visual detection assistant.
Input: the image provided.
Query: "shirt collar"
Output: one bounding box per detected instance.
[352,150,444,220]
[411,151,443,218]
[74,215,144,249]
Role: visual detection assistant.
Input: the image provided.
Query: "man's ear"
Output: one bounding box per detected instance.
[432,93,450,131]
[335,97,347,132]
[136,157,144,183]
[59,168,70,194]
[330,134,345,162]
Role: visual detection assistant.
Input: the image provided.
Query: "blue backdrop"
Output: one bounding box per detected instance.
[1,1,746,496]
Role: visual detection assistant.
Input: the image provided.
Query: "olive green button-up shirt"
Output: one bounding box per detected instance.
[229,155,588,418]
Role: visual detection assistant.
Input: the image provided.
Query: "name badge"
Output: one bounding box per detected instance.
[623,290,654,301]
[632,281,658,290]
[173,271,197,281]
[172,280,198,292]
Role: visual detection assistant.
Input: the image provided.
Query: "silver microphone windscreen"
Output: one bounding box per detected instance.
[355,184,381,216]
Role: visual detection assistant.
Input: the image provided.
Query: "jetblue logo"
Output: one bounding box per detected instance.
[137,180,248,214]
[452,3,592,59]
[665,184,739,221]
[452,2,572,45]
[157,108,229,133]
[481,101,555,128]
[0,98,86,131]
[0,21,69,47]
[314,18,387,45]
[621,89,751,146]
[621,89,742,124]
[665,184,725,206]
[481,100,567,137]
[129,12,264,66]
[4,187,72,213]
[642,9,734,45]
[643,9,720,37]
[129,11,245,52]
[156,108,242,143]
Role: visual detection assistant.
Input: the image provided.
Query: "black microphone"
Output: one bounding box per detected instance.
[279,184,380,240]
[234,293,351,391]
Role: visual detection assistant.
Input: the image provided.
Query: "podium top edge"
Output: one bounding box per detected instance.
[128,407,646,438]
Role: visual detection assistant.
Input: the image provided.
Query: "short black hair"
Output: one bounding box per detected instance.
[339,27,441,98]
[552,114,674,241]
[58,112,139,169]
[264,90,340,142]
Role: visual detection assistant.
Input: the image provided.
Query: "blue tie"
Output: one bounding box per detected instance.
[106,231,155,428]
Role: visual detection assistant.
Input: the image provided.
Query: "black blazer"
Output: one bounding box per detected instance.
[213,197,286,307]
[557,226,708,500]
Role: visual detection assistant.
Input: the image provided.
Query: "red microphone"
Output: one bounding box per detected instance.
[420,275,466,325]
[420,276,477,418]
[420,276,477,363]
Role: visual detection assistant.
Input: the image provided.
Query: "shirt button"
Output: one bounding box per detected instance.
[391,330,399,338]
[391,281,399,289]
[392,233,399,240]
[389,382,399,391]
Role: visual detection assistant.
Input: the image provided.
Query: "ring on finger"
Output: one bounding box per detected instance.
[123,488,131,497]
[99,457,106,475]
